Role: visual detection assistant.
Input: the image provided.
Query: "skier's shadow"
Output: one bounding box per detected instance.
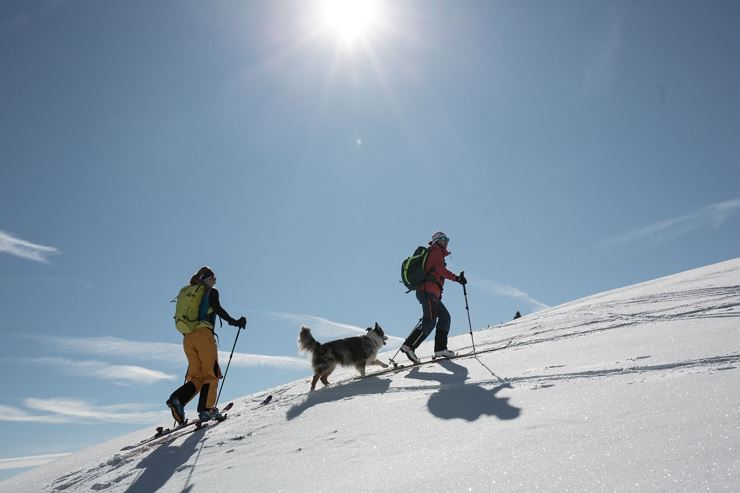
[287,375,391,420]
[406,359,521,422]
[125,429,203,493]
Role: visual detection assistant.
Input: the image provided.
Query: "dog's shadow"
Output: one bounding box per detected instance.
[407,359,521,422]
[286,375,391,420]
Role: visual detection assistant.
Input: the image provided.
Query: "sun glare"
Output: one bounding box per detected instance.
[320,0,382,46]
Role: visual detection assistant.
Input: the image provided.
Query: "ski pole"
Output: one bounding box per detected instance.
[216,323,243,406]
[461,271,477,354]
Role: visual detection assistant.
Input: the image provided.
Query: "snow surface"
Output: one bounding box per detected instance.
[2,259,739,492]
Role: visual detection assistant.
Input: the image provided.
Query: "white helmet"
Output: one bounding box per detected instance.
[431,231,449,245]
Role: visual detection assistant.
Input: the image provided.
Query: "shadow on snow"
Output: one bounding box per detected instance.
[286,376,392,420]
[406,359,521,422]
[125,428,205,493]
[286,359,521,422]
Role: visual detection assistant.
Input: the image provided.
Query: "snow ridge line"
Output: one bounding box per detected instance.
[461,297,740,353]
[371,353,740,396]
[409,284,740,355]
[499,353,740,387]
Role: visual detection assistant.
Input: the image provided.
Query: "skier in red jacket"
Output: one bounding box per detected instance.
[401,231,467,363]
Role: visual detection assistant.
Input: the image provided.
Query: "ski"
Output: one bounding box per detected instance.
[121,402,233,451]
[365,339,514,379]
[255,394,272,407]
[135,411,229,447]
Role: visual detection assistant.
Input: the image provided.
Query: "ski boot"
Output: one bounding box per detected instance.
[166,397,186,425]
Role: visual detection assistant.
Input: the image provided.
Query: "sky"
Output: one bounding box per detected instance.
[1,0,739,479]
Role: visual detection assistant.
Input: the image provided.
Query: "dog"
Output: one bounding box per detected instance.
[298,323,389,391]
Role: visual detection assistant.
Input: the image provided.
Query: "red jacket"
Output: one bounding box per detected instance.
[419,243,459,298]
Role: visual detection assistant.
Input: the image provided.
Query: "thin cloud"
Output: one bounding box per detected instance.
[0,453,69,471]
[0,398,166,425]
[18,357,177,385]
[37,336,183,362]
[0,405,68,424]
[474,280,550,312]
[8,398,167,424]
[24,398,163,423]
[0,231,60,263]
[30,335,309,371]
[270,311,405,343]
[600,198,740,248]
[226,353,309,370]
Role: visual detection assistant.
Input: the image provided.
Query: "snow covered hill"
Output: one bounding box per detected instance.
[3,259,739,492]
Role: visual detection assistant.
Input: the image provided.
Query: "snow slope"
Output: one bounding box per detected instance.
[3,259,739,492]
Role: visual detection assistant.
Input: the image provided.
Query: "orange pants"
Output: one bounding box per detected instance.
[183,327,219,409]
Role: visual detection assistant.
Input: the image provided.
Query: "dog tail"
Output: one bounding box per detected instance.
[298,326,320,354]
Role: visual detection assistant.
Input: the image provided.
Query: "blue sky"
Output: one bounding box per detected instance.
[1,0,739,478]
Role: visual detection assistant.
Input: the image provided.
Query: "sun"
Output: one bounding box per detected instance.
[319,0,382,47]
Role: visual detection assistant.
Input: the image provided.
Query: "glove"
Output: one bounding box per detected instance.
[457,274,468,286]
[234,316,247,329]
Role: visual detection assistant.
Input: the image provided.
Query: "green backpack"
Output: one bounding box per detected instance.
[173,284,209,334]
[401,246,429,292]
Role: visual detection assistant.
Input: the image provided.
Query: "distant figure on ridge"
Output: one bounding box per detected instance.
[514,311,522,320]
[400,231,467,364]
[167,266,246,424]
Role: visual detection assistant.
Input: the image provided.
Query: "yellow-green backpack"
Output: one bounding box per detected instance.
[173,284,209,334]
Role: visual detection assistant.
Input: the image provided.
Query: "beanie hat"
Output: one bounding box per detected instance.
[190,266,215,285]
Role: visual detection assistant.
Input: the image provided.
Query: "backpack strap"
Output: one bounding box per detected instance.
[197,286,212,323]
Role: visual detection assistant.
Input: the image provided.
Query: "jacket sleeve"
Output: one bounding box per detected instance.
[427,248,459,282]
[209,289,238,325]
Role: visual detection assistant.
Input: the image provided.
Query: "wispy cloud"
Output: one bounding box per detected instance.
[0,231,60,263]
[0,405,68,424]
[271,312,367,336]
[474,280,550,312]
[600,198,740,248]
[29,335,309,371]
[38,336,182,362]
[0,399,167,424]
[226,353,309,370]
[25,398,164,423]
[16,357,177,385]
[270,312,405,343]
[0,452,69,471]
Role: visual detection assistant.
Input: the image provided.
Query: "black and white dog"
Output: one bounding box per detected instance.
[298,323,389,391]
